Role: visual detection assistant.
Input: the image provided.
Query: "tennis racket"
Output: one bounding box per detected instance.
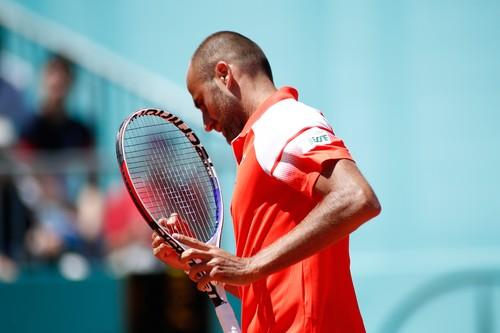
[116,108,241,333]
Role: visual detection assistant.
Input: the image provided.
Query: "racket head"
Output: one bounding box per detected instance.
[116,108,224,250]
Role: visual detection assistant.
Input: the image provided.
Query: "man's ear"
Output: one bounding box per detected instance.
[214,61,233,88]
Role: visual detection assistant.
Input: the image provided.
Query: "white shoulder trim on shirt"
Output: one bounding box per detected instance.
[252,98,333,176]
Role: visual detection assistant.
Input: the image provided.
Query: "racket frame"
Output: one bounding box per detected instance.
[116,108,229,308]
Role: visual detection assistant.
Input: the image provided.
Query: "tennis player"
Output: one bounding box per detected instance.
[152,31,381,333]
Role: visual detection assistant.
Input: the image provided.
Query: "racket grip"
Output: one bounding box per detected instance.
[214,285,241,333]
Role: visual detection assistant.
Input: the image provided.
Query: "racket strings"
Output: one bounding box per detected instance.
[123,115,217,242]
[155,129,213,241]
[144,117,211,241]
[145,121,210,240]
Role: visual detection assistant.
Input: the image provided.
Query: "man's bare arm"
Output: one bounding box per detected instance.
[177,159,381,289]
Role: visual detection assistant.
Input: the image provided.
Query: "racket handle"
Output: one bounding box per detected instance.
[214,285,241,333]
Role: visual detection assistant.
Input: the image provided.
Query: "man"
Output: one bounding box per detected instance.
[19,54,94,151]
[152,31,381,332]
[19,54,97,261]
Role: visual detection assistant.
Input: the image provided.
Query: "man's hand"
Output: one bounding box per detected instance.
[174,233,263,291]
[151,215,190,271]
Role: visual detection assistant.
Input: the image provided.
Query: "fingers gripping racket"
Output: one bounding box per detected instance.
[116,108,240,333]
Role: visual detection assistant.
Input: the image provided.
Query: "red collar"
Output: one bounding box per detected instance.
[231,86,298,163]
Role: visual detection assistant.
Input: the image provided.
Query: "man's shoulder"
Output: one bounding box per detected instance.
[252,99,332,145]
[248,99,334,175]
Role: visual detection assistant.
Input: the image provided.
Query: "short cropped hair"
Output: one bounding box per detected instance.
[191,31,273,83]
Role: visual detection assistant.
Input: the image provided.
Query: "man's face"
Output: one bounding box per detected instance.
[187,65,246,144]
[43,63,71,103]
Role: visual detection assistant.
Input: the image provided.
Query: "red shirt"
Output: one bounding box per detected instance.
[230,87,365,332]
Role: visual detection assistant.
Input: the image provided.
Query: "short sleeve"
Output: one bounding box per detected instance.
[271,127,353,197]
[252,98,354,197]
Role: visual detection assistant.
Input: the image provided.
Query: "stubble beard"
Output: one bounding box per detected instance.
[213,88,247,144]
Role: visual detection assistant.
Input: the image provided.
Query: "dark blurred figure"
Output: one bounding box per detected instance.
[17,54,102,268]
[0,28,30,138]
[0,29,33,281]
[0,77,29,136]
[0,118,33,281]
[19,54,93,150]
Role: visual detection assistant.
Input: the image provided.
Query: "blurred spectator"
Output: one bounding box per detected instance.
[0,117,33,277]
[23,173,83,261]
[103,183,158,276]
[0,29,31,137]
[0,77,29,135]
[19,54,94,151]
[17,54,102,265]
[75,172,105,259]
[0,27,34,275]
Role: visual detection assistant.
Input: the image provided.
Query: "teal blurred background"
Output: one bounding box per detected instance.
[0,0,499,332]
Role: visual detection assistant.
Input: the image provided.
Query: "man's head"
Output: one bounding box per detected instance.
[187,31,275,143]
[42,54,74,106]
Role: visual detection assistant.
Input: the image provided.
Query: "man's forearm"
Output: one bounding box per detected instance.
[175,160,381,288]
[250,184,380,279]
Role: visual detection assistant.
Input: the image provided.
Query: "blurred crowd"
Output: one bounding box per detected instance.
[0,40,156,281]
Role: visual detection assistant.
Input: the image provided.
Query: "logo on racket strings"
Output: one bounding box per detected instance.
[137,109,215,173]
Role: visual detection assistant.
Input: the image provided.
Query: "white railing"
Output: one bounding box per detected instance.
[0,0,199,127]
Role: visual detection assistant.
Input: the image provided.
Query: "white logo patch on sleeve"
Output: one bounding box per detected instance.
[271,127,334,184]
[289,127,334,155]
